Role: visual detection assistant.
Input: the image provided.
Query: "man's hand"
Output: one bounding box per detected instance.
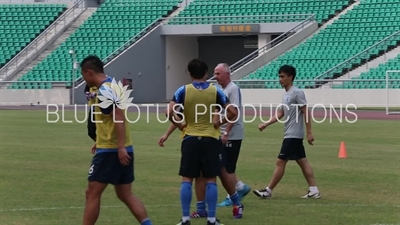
[91,143,96,154]
[307,132,314,145]
[158,134,169,147]
[221,134,228,144]
[118,147,131,166]
[258,123,268,131]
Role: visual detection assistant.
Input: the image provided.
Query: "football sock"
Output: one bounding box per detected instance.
[236,181,245,191]
[141,218,153,225]
[196,201,206,214]
[182,216,190,223]
[309,186,318,193]
[207,217,216,223]
[206,182,218,220]
[230,192,241,206]
[180,182,192,220]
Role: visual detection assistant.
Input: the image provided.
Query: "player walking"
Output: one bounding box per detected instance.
[80,55,153,225]
[253,65,321,199]
[213,63,251,207]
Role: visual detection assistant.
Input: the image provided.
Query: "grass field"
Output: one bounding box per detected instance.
[0,110,399,225]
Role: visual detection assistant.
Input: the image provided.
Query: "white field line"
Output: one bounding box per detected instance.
[1,203,399,212]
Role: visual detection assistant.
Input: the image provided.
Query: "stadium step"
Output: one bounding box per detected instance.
[0,2,84,82]
[2,7,97,90]
[331,45,400,83]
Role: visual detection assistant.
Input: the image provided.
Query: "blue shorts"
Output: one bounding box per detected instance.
[87,146,134,185]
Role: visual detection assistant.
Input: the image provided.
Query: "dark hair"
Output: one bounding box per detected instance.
[278,65,296,81]
[80,55,104,73]
[84,84,90,93]
[187,58,208,79]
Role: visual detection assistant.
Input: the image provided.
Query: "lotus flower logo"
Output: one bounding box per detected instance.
[97,78,133,110]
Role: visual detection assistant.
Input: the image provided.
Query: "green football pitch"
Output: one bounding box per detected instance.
[0,110,399,225]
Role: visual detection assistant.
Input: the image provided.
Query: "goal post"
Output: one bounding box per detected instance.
[385,70,400,115]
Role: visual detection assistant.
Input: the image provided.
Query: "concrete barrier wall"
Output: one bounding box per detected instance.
[240,89,400,107]
[0,89,398,107]
[0,89,70,105]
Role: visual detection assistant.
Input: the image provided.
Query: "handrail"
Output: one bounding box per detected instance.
[0,0,86,79]
[102,18,163,64]
[73,17,164,86]
[314,29,400,80]
[78,14,312,85]
[207,14,316,80]
[168,14,314,25]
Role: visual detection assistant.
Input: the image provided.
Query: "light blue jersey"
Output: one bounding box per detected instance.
[279,86,307,139]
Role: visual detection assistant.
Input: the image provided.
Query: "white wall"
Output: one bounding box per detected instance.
[0,89,398,107]
[0,89,70,105]
[241,89,400,107]
[165,36,198,98]
[258,34,271,48]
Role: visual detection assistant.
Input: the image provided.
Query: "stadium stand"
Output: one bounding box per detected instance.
[0,4,67,68]
[240,0,400,89]
[335,54,400,89]
[170,0,352,25]
[9,0,181,89]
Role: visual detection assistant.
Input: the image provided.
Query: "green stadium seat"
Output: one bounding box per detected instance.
[240,0,400,89]
[335,55,400,89]
[11,0,181,89]
[0,4,66,69]
[170,0,351,25]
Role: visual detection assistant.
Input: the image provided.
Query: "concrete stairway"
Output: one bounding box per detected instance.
[324,45,400,87]
[0,0,87,81]
[4,8,97,87]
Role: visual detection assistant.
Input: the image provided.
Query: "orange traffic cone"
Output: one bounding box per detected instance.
[338,141,347,158]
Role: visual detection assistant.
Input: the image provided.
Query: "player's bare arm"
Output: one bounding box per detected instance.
[166,101,186,131]
[114,108,131,165]
[158,123,178,147]
[300,106,314,145]
[221,106,237,144]
[213,102,238,128]
[258,108,284,131]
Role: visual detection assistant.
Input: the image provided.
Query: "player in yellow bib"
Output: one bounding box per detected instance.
[166,58,238,225]
[80,55,153,225]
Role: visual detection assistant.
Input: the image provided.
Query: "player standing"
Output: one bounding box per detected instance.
[166,58,237,225]
[80,55,153,225]
[213,63,251,207]
[253,65,321,199]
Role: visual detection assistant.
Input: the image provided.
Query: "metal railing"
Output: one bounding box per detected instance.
[73,17,164,87]
[220,79,400,89]
[167,14,314,25]
[207,14,316,80]
[314,30,400,81]
[0,0,86,80]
